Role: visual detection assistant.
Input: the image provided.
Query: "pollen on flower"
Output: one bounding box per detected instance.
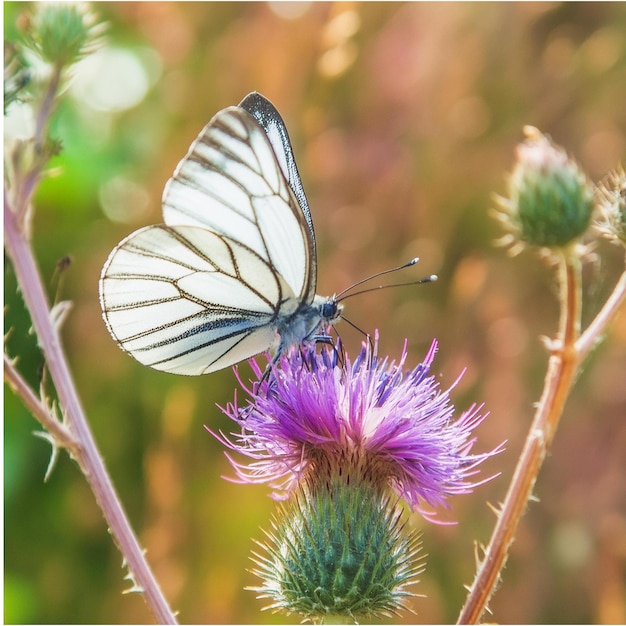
[212,332,501,521]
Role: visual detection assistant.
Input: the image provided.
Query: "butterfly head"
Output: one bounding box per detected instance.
[315,295,343,326]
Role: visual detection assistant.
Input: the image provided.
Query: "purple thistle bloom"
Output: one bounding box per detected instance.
[214,332,501,521]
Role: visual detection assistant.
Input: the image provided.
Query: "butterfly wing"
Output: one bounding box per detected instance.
[99,224,300,375]
[238,92,315,247]
[162,95,316,304]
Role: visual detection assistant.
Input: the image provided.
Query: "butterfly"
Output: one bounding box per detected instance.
[99,92,343,376]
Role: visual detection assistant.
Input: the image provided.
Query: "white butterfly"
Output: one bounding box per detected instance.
[99,92,343,375]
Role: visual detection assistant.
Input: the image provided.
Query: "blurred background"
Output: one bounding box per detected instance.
[4,2,626,623]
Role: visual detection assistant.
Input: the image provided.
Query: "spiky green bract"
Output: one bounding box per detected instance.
[498,126,594,251]
[22,3,103,67]
[250,474,423,622]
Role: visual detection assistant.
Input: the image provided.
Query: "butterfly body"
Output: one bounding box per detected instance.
[275,294,341,357]
[100,92,341,375]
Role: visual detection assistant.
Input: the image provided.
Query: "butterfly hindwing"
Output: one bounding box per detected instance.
[99,224,301,375]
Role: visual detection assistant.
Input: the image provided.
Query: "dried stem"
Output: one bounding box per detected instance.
[457,251,585,624]
[4,194,178,624]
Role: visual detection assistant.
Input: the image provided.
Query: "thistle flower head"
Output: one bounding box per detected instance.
[217,334,498,519]
[496,126,595,253]
[212,334,500,621]
[252,477,425,621]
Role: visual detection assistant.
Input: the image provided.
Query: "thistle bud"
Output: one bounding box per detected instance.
[22,3,103,68]
[498,127,595,250]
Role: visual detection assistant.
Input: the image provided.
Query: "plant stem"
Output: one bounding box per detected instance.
[4,196,178,625]
[34,60,63,143]
[4,353,75,449]
[14,61,63,235]
[457,251,582,624]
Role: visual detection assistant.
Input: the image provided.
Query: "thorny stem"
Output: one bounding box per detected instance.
[457,250,625,624]
[4,353,75,449]
[4,196,178,625]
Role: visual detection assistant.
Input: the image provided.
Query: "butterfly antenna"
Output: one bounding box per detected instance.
[337,274,438,302]
[340,315,374,352]
[334,257,422,299]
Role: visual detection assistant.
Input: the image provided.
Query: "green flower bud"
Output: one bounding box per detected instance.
[250,476,423,622]
[499,127,595,250]
[22,3,103,67]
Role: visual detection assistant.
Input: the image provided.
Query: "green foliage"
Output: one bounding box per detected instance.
[4,42,31,112]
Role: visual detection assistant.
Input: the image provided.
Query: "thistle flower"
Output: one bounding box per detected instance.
[218,334,497,516]
[213,334,500,621]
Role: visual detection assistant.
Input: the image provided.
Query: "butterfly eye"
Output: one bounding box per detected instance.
[321,299,341,321]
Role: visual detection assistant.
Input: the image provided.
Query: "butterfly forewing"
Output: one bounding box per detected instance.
[239,92,315,243]
[162,105,315,303]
